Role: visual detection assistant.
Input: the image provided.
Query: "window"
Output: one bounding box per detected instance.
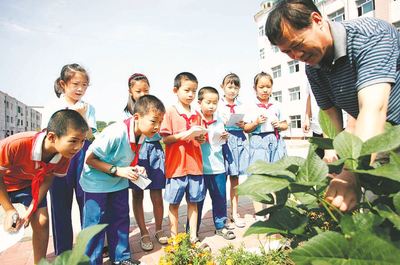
[10,117,13,123]
[271,65,281,78]
[6,115,9,123]
[272,91,282,103]
[290,115,301,129]
[258,25,265,37]
[6,101,9,108]
[21,120,23,126]
[289,86,301,101]
[271,45,280,53]
[357,0,374,16]
[260,48,265,59]
[288,60,300,73]
[17,106,21,113]
[329,8,345,22]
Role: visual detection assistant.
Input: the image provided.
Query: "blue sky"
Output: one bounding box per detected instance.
[0,0,261,122]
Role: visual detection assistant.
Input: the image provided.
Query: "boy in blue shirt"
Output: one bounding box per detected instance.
[80,95,165,265]
[196,86,236,240]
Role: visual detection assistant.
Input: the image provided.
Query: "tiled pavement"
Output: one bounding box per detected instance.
[0,198,277,265]
[0,140,308,265]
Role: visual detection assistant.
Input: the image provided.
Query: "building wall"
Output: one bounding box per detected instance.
[254,0,400,138]
[0,90,42,139]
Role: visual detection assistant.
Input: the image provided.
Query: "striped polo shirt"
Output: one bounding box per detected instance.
[306,17,400,125]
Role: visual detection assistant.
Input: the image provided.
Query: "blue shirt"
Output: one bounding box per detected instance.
[80,120,145,193]
[307,18,400,125]
[200,114,226,175]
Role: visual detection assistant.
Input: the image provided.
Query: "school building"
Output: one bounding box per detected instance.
[254,0,400,138]
[0,90,42,139]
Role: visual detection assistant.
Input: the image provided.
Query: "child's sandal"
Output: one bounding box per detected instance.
[155,230,168,245]
[215,227,236,240]
[140,235,154,251]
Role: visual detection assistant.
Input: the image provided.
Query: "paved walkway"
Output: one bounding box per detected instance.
[0,140,309,265]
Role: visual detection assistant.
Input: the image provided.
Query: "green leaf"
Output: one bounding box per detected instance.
[360,125,400,156]
[290,231,348,264]
[247,157,304,177]
[354,162,400,183]
[293,192,318,206]
[296,146,329,186]
[291,231,400,265]
[308,137,334,150]
[52,251,73,265]
[333,131,363,161]
[238,174,290,196]
[375,204,400,230]
[67,224,107,265]
[393,192,400,214]
[318,111,339,139]
[340,212,383,237]
[244,206,307,237]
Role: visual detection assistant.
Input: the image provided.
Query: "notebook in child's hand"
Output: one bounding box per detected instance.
[131,174,152,190]
[226,113,245,127]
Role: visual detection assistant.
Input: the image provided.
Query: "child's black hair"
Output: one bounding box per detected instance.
[124,73,150,115]
[173,72,198,89]
[198,86,219,101]
[221,73,241,87]
[54,64,89,98]
[46,109,89,137]
[253,71,273,88]
[133,95,165,116]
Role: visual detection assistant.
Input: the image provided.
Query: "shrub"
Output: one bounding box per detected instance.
[238,111,400,264]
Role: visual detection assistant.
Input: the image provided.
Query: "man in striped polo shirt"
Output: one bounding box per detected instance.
[265,0,400,212]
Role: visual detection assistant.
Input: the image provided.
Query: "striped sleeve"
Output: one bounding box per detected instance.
[348,19,399,90]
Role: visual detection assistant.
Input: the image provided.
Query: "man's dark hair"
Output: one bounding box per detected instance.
[198,86,219,101]
[47,109,89,137]
[265,0,321,45]
[133,95,166,116]
[174,72,198,89]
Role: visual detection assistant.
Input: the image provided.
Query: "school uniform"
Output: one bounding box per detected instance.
[196,113,228,231]
[0,131,69,213]
[42,95,97,255]
[80,118,144,265]
[130,133,165,191]
[159,103,205,204]
[245,99,288,165]
[218,97,249,176]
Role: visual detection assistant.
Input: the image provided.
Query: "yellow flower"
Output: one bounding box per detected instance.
[226,258,234,265]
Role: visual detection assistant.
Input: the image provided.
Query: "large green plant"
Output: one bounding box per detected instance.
[238,111,400,264]
[39,224,107,265]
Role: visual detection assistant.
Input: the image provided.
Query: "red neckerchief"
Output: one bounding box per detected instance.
[227,103,236,114]
[179,113,198,130]
[29,161,48,218]
[124,118,141,166]
[203,119,217,128]
[256,103,280,140]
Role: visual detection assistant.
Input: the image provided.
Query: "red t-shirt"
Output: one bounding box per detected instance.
[0,131,70,192]
[160,105,203,178]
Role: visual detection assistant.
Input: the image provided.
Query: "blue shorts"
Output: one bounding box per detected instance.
[8,186,48,208]
[164,175,205,204]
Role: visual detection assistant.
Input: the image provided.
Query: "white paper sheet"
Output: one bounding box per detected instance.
[131,174,152,190]
[226,113,245,127]
[0,226,25,252]
[209,130,227,146]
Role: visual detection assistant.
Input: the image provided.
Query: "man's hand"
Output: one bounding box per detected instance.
[325,169,360,212]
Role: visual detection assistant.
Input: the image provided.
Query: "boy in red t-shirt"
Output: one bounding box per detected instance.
[160,72,206,243]
[0,109,88,264]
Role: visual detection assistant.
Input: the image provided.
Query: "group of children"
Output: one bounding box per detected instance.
[0,64,289,265]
